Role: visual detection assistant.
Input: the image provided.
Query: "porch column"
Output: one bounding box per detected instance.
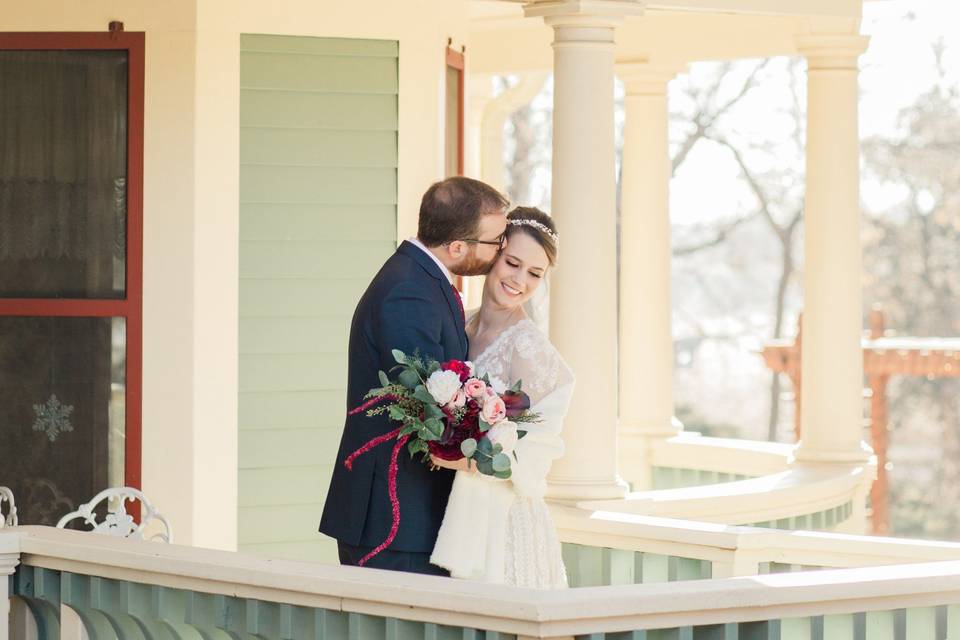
[616,62,683,490]
[795,34,871,463]
[523,0,643,501]
[0,546,18,640]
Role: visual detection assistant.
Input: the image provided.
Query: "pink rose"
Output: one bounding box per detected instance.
[481,396,506,425]
[447,388,467,410]
[464,378,486,399]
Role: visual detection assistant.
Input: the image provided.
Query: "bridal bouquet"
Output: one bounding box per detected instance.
[343,349,540,565]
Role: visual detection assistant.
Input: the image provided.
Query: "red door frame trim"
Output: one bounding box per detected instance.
[0,31,145,490]
[445,47,465,176]
[446,47,466,292]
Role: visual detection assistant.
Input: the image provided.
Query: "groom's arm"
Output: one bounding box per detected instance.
[376,280,445,371]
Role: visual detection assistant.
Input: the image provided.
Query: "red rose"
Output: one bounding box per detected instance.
[441,359,472,383]
[428,413,483,460]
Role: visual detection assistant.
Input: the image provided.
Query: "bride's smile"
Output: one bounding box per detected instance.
[485,232,549,309]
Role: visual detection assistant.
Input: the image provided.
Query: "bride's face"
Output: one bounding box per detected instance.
[485,232,550,309]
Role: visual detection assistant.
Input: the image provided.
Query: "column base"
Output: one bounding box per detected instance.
[546,475,630,503]
[618,417,683,490]
[794,440,874,464]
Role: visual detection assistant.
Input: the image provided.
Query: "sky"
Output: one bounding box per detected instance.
[668,0,960,227]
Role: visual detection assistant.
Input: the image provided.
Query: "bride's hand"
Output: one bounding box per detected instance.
[430,455,476,473]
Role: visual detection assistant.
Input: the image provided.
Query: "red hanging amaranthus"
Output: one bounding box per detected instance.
[341,350,538,566]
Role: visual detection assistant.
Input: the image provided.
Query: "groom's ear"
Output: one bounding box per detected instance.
[445,240,468,260]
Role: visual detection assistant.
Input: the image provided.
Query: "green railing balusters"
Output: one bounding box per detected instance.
[693,623,738,639]
[605,548,638,585]
[11,566,61,639]
[641,553,670,584]
[864,610,894,640]
[778,616,811,640]
[737,620,778,640]
[904,607,937,639]
[822,613,855,639]
[317,607,350,639]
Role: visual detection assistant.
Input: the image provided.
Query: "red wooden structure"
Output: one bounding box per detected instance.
[762,308,960,534]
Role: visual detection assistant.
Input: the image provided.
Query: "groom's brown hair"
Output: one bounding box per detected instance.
[417,177,509,247]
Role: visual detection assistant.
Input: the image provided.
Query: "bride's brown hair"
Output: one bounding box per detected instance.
[504,207,558,266]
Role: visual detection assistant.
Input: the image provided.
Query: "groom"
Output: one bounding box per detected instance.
[320,176,509,575]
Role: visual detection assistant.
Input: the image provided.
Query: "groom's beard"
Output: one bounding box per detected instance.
[451,251,497,277]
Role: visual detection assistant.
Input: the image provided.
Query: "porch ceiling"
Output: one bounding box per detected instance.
[468,0,866,73]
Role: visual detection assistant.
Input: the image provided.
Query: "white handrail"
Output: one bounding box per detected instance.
[552,506,960,575]
[3,526,960,637]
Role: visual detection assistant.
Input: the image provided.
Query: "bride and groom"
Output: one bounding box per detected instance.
[319,176,572,588]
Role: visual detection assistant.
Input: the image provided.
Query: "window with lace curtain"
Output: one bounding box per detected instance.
[0,33,143,526]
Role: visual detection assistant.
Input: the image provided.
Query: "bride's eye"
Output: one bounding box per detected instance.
[529,271,542,279]
[506,259,520,268]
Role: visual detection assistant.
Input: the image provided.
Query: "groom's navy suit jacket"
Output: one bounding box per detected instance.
[319,241,466,553]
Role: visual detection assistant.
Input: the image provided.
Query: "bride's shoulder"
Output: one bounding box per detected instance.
[513,320,572,368]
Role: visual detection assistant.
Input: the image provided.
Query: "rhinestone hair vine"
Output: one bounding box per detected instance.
[507,219,559,244]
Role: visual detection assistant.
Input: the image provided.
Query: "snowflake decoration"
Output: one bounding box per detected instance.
[32,394,74,442]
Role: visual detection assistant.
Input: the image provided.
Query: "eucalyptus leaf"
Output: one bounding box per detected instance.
[517,429,528,440]
[378,370,391,387]
[392,349,407,365]
[476,458,494,476]
[398,369,420,390]
[413,385,436,404]
[424,417,444,438]
[479,418,491,433]
[492,453,511,473]
[423,403,444,419]
[427,361,441,375]
[511,379,523,392]
[461,438,477,458]
[419,427,440,441]
[493,469,512,480]
[492,443,503,455]
[477,436,493,457]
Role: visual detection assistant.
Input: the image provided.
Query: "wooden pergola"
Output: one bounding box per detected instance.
[762,309,960,535]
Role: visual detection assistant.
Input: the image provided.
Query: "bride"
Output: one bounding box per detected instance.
[429,207,573,589]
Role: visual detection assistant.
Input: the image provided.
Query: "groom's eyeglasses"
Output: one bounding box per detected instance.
[460,233,506,250]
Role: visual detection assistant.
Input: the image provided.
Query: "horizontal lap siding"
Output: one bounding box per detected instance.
[238,34,398,564]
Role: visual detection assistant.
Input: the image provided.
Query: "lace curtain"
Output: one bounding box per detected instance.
[0,50,127,296]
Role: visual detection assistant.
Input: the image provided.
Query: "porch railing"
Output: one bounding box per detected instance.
[5,521,960,639]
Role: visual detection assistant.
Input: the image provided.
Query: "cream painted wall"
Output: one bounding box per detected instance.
[4,0,471,550]
[2,0,207,546]
[208,0,471,241]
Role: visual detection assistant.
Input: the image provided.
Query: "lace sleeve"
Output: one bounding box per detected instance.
[508,324,573,405]
[506,323,575,498]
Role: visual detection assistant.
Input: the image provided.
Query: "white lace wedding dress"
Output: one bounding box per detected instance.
[430,318,574,588]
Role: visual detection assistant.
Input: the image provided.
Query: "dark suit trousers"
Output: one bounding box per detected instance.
[338,542,449,577]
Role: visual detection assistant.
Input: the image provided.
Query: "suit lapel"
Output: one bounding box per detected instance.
[397,241,468,357]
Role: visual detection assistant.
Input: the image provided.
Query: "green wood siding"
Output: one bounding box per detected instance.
[238,34,398,563]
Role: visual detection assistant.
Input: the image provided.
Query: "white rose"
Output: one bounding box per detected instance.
[426,369,462,406]
[487,420,519,455]
[487,375,508,395]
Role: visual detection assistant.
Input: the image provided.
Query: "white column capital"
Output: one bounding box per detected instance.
[795,34,870,70]
[523,0,644,29]
[616,60,684,96]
